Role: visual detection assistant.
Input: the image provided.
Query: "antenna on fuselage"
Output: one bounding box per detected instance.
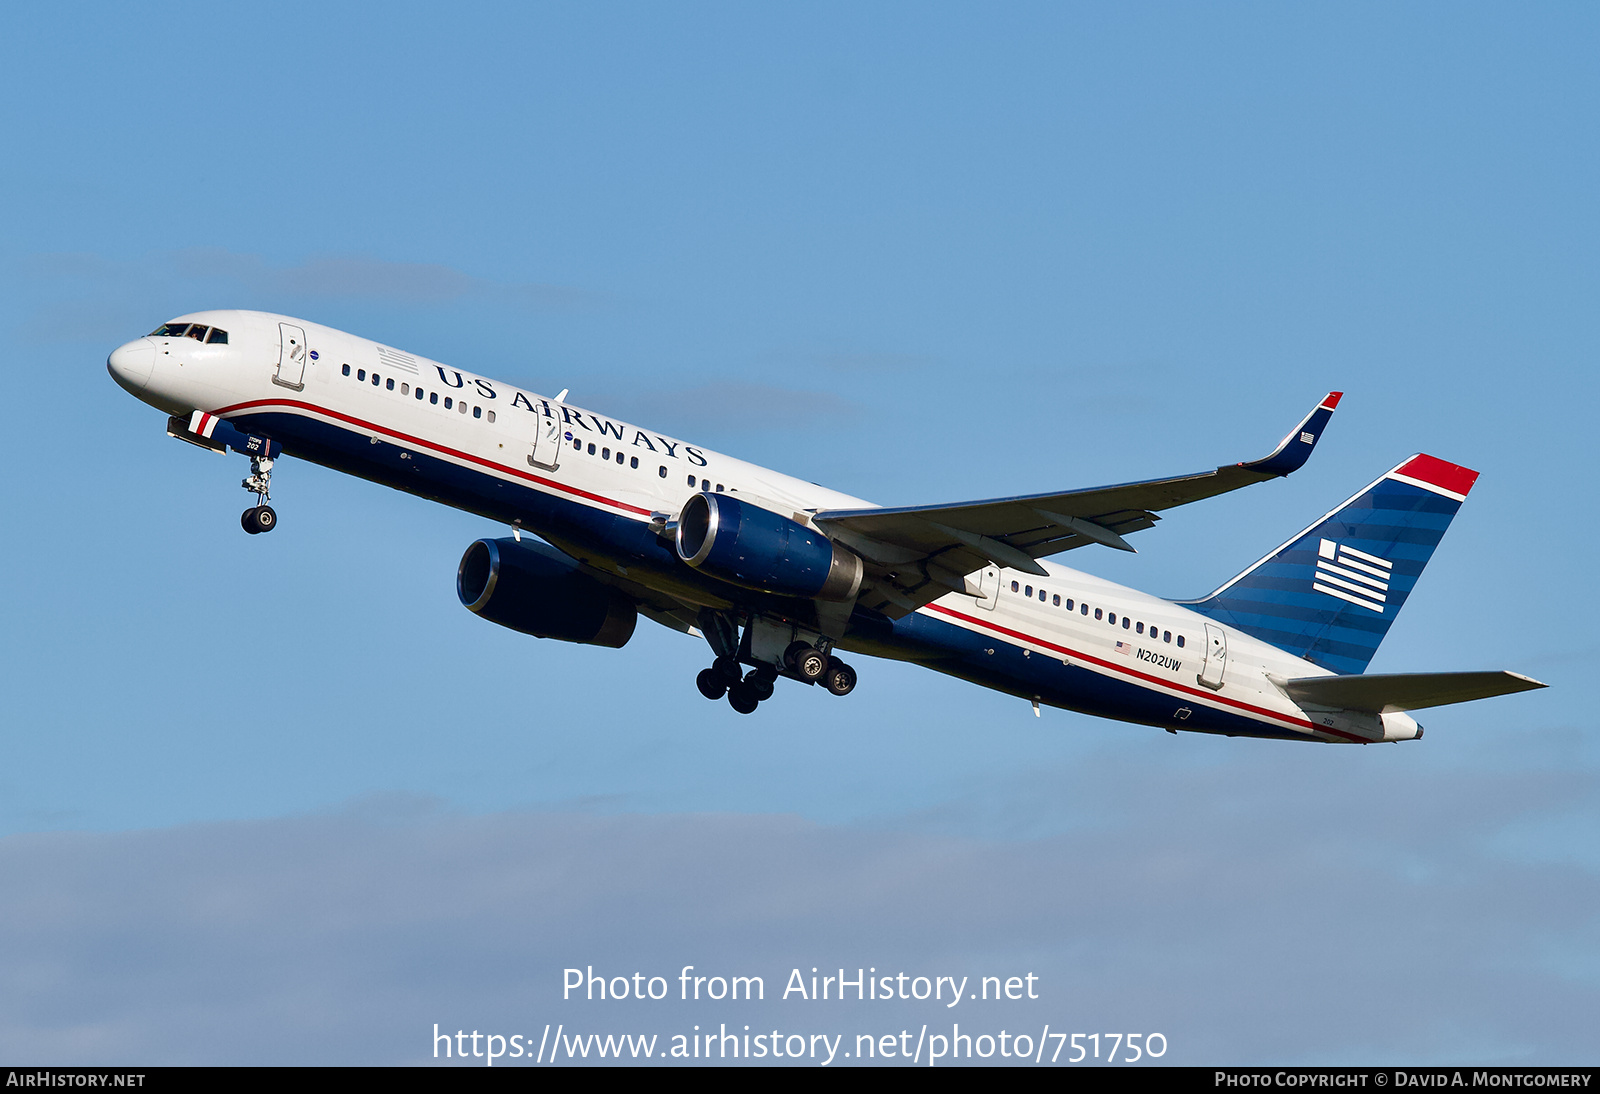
[555,388,568,402]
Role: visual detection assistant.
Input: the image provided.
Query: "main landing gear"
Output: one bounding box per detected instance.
[693,639,858,715]
[784,641,858,697]
[240,455,278,535]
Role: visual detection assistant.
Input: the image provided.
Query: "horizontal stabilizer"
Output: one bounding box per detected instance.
[1283,670,1546,714]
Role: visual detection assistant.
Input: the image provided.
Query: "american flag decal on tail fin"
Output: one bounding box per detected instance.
[1313,538,1390,613]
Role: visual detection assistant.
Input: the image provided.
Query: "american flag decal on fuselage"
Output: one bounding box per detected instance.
[1313,538,1391,613]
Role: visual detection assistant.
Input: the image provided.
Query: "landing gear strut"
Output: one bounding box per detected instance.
[241,455,278,535]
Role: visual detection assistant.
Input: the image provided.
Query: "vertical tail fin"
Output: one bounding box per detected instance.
[1178,454,1478,675]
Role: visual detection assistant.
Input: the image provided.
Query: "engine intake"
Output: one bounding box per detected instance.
[457,538,637,648]
[675,492,862,601]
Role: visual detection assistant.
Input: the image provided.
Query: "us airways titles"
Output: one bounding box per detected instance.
[425,365,711,468]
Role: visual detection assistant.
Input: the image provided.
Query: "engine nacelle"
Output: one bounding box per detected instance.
[457,538,637,648]
[675,492,863,601]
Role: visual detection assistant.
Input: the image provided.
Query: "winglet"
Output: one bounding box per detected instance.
[1237,391,1342,478]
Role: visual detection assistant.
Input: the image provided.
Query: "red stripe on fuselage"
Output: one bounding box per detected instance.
[212,398,655,517]
[921,602,1340,737]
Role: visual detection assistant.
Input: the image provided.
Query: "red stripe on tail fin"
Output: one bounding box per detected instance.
[1394,454,1478,498]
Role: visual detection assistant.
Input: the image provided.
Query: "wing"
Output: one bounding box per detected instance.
[814,392,1342,617]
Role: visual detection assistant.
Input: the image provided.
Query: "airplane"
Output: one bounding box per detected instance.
[107,310,1545,742]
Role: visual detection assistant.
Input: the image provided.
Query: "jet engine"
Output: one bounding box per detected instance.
[457,537,637,648]
[675,492,862,601]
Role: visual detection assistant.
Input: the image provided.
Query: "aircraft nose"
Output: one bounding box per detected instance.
[107,338,155,392]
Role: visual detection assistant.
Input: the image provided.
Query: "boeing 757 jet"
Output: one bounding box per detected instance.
[108,311,1544,741]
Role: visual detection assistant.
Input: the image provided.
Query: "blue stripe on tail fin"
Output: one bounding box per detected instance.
[1178,454,1478,675]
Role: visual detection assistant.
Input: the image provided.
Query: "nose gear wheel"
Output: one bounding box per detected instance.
[241,506,277,535]
[240,455,279,534]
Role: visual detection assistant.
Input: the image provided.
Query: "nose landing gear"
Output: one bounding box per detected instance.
[241,455,278,535]
[241,505,277,534]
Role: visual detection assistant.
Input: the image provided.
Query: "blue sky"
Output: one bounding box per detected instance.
[0,1,1595,1065]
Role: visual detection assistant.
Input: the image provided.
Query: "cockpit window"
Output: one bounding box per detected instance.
[148,322,215,342]
[206,327,228,344]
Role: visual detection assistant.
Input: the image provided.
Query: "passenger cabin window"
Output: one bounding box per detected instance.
[386,379,395,391]
[342,364,351,376]
[1094,608,1103,620]
[487,410,495,423]
[1011,581,1020,593]
[415,388,424,400]
[1122,617,1131,629]
[1065,599,1074,611]
[659,466,667,478]
[430,393,439,405]
[1176,635,1185,648]
[444,397,453,409]
[1163,630,1171,643]
[630,456,638,469]
[358,369,366,381]
[1024,585,1033,598]
[1052,594,1060,606]
[473,406,482,419]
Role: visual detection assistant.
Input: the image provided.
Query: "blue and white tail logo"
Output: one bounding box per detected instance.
[1314,539,1392,613]
[1180,454,1478,675]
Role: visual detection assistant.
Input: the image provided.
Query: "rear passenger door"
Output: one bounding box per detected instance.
[1198,623,1228,689]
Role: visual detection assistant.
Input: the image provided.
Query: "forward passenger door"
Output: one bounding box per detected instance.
[274,323,308,390]
[526,403,563,471]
